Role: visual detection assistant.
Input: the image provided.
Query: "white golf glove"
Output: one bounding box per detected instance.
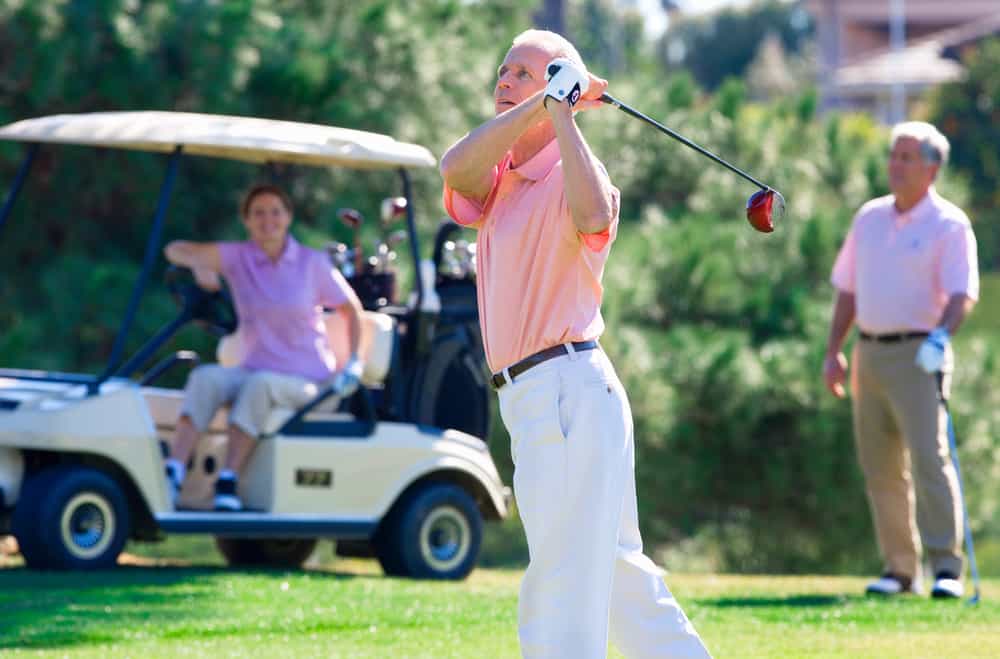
[544,57,589,108]
[915,327,949,374]
[333,355,364,397]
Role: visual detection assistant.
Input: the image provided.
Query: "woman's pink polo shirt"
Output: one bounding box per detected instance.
[443,139,620,373]
[219,237,352,381]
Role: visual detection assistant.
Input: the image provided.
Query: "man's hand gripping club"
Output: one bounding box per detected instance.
[544,58,589,108]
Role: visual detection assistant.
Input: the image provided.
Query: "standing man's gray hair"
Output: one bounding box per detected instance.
[511,29,585,68]
[891,121,951,167]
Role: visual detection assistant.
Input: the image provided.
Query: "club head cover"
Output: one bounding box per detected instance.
[544,58,589,107]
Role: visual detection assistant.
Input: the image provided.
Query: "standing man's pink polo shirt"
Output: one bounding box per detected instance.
[219,237,352,381]
[831,187,979,334]
[443,138,620,373]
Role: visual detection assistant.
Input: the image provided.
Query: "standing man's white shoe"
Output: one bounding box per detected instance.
[931,571,964,598]
[865,573,917,596]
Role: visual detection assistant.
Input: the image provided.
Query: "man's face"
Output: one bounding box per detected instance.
[494,43,551,116]
[888,136,938,200]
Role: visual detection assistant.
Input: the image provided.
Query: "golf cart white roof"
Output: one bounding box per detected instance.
[0,111,436,169]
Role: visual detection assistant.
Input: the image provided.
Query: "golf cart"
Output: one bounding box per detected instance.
[0,112,507,579]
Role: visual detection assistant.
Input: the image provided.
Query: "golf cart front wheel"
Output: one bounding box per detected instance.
[375,483,482,580]
[214,537,318,568]
[12,466,131,570]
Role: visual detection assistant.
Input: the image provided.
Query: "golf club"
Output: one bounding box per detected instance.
[381,196,408,227]
[599,93,785,233]
[326,241,350,274]
[936,372,981,605]
[337,208,364,275]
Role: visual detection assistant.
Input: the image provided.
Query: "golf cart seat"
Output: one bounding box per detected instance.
[215,309,395,389]
[145,310,394,439]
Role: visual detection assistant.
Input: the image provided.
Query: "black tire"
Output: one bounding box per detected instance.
[374,483,482,580]
[214,537,318,568]
[12,466,130,570]
[410,333,491,440]
[334,539,375,558]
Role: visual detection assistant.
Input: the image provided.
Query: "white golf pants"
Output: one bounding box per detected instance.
[497,346,710,659]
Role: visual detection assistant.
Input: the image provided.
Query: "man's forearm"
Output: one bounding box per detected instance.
[439,91,549,198]
[549,103,615,234]
[937,293,976,335]
[826,291,856,356]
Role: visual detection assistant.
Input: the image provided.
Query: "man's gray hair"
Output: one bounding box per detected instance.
[511,29,585,68]
[891,121,950,167]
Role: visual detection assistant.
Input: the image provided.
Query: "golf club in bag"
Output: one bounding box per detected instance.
[936,371,981,605]
[600,93,785,233]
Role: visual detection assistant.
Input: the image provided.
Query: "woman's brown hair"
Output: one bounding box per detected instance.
[240,183,293,218]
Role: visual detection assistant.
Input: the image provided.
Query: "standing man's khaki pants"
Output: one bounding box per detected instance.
[851,337,963,582]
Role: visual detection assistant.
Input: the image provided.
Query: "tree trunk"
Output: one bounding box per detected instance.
[534,0,565,34]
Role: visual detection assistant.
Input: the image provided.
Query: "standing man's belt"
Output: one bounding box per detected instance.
[858,331,929,343]
[491,341,599,390]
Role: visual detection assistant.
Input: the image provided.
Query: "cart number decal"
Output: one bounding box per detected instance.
[295,469,333,488]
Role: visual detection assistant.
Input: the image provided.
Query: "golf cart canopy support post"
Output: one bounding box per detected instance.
[114,310,193,380]
[399,167,422,313]
[0,143,39,236]
[96,146,183,390]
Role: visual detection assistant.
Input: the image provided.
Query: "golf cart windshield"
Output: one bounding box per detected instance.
[0,111,436,391]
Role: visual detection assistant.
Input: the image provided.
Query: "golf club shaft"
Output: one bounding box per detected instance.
[937,373,982,603]
[600,93,770,192]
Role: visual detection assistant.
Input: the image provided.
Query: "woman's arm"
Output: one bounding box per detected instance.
[164,241,223,291]
[164,241,222,271]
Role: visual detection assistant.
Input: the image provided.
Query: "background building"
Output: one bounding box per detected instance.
[807,0,1000,121]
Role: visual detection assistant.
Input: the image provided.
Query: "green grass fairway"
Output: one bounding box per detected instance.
[2,556,999,658]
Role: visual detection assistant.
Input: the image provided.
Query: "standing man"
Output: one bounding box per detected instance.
[440,29,710,658]
[823,121,978,599]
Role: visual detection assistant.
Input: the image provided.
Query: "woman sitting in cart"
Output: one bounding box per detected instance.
[163,183,365,511]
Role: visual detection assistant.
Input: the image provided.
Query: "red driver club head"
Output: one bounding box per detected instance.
[746,189,785,234]
[337,208,363,229]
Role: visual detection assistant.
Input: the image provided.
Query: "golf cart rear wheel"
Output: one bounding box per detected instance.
[374,483,482,580]
[410,338,491,440]
[214,537,318,568]
[11,466,130,570]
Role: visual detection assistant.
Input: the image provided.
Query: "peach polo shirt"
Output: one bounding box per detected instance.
[443,138,619,373]
[830,187,979,334]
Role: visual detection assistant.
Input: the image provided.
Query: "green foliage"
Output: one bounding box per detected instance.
[658,0,814,90]
[930,37,1000,268]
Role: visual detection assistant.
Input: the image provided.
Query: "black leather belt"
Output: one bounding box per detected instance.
[858,331,929,343]
[491,340,599,390]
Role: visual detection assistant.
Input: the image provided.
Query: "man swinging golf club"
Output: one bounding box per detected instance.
[824,121,979,599]
[440,29,710,658]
